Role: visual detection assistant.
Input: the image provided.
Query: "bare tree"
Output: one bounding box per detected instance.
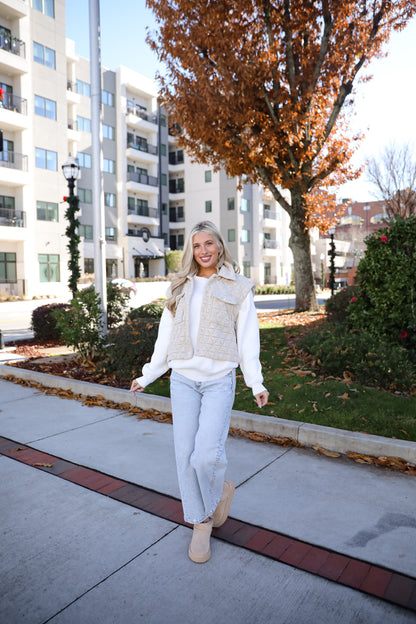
[367,142,416,219]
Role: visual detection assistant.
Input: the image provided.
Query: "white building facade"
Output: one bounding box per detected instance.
[0,0,293,300]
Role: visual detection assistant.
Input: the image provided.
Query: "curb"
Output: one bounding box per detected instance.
[1,363,415,463]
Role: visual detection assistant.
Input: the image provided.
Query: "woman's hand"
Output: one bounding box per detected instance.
[130,380,144,394]
[254,390,269,408]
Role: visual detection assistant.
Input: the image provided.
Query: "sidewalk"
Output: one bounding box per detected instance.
[1,376,416,624]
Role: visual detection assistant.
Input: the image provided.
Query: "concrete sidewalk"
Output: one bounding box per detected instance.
[1,376,416,624]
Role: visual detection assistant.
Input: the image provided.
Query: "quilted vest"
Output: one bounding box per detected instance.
[167,266,254,362]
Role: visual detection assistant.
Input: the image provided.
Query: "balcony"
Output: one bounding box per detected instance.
[0,31,25,58]
[0,151,28,186]
[128,206,158,219]
[169,151,184,166]
[126,105,157,124]
[263,208,277,221]
[0,208,25,227]
[263,239,279,255]
[127,140,158,156]
[0,93,27,114]
[0,93,29,131]
[0,151,28,171]
[0,31,27,75]
[126,139,158,164]
[0,0,28,18]
[169,179,185,194]
[127,171,158,187]
[66,80,81,104]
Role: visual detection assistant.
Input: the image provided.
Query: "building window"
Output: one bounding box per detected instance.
[39,254,60,282]
[228,229,235,242]
[205,170,212,183]
[0,195,15,211]
[205,200,212,213]
[32,0,55,18]
[160,143,167,156]
[37,201,58,222]
[160,115,167,126]
[78,152,92,169]
[162,203,167,214]
[0,252,17,283]
[84,258,94,274]
[35,148,57,171]
[105,227,117,242]
[78,188,92,203]
[102,90,114,107]
[104,193,116,208]
[227,198,235,211]
[264,263,271,279]
[77,116,91,133]
[76,80,90,97]
[106,259,117,277]
[34,95,56,120]
[103,124,115,140]
[103,159,115,174]
[161,173,167,186]
[241,229,250,243]
[33,42,55,69]
[241,198,250,212]
[79,224,93,240]
[243,261,251,278]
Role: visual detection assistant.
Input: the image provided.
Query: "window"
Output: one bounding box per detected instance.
[162,203,167,214]
[34,95,56,120]
[78,152,91,168]
[39,254,60,282]
[205,170,212,183]
[264,263,271,278]
[160,115,167,126]
[76,80,91,97]
[161,173,167,186]
[105,193,116,208]
[84,258,94,274]
[79,224,93,240]
[33,42,55,69]
[105,227,116,242]
[0,252,17,283]
[241,198,250,212]
[205,200,212,213]
[102,90,114,107]
[35,148,57,171]
[106,259,118,278]
[241,229,250,243]
[37,201,58,222]
[0,195,15,211]
[228,229,235,242]
[160,143,167,156]
[77,116,91,133]
[103,159,115,174]
[243,261,251,278]
[103,124,115,140]
[78,188,92,204]
[32,0,54,18]
[227,198,235,211]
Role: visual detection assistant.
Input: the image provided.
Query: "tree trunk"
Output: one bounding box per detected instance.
[289,191,319,312]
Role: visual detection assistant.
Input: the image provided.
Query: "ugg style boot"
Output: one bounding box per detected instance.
[188,518,213,563]
[212,480,235,528]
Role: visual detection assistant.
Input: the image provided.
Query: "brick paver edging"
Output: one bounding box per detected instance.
[2,436,415,612]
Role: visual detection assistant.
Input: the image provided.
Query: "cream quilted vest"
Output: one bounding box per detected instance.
[167,266,254,362]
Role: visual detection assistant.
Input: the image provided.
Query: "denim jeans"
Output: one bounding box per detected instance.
[170,369,236,524]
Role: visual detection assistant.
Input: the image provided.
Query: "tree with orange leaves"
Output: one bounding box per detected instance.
[147,0,416,311]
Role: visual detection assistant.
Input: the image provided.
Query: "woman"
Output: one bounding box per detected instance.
[130,221,269,563]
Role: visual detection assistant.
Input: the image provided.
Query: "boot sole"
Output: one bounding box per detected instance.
[188,547,211,563]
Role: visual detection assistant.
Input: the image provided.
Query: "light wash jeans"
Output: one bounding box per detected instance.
[170,369,236,525]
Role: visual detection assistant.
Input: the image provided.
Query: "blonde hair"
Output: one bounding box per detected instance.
[166,221,239,314]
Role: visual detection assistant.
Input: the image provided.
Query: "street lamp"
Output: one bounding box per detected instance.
[62,157,81,299]
[328,226,336,297]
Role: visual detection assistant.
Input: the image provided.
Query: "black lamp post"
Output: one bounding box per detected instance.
[328,227,336,296]
[62,157,81,299]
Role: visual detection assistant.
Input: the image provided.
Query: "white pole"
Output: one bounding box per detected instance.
[89,0,107,334]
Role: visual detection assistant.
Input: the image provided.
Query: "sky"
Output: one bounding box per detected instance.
[66,1,416,202]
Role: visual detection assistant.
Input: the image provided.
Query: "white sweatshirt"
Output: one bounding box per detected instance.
[135,276,266,396]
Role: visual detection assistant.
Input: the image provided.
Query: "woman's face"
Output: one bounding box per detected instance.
[192,231,221,276]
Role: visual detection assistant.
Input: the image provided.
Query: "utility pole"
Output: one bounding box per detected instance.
[89,0,107,334]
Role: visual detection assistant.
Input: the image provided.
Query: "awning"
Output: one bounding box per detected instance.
[132,239,164,260]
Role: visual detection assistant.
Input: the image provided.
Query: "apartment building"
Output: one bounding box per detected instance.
[0,0,292,299]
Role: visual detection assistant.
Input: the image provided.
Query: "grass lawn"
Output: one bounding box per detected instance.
[144,314,416,443]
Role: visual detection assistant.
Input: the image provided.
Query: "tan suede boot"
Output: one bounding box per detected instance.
[188,518,213,563]
[212,480,235,528]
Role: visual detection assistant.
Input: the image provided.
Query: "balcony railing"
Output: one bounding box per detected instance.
[127,140,158,156]
[67,119,78,130]
[169,180,185,194]
[169,152,184,165]
[263,209,277,220]
[0,151,28,171]
[126,106,158,124]
[263,239,278,249]
[0,93,27,115]
[128,206,159,218]
[264,275,277,285]
[0,32,26,58]
[169,212,185,222]
[0,208,26,227]
[127,170,158,186]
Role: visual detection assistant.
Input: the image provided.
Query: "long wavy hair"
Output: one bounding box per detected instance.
[166,221,239,314]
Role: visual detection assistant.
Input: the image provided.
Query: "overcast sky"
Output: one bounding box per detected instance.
[66,1,416,202]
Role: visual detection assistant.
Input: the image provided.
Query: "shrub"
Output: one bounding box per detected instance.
[349,216,416,354]
[106,281,131,328]
[165,249,182,273]
[300,324,415,392]
[102,316,160,380]
[255,285,295,295]
[31,303,69,341]
[127,301,164,321]
[325,285,361,324]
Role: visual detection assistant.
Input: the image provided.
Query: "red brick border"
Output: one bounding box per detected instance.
[1,435,415,613]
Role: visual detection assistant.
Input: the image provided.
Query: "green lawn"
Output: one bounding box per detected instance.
[144,324,416,442]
